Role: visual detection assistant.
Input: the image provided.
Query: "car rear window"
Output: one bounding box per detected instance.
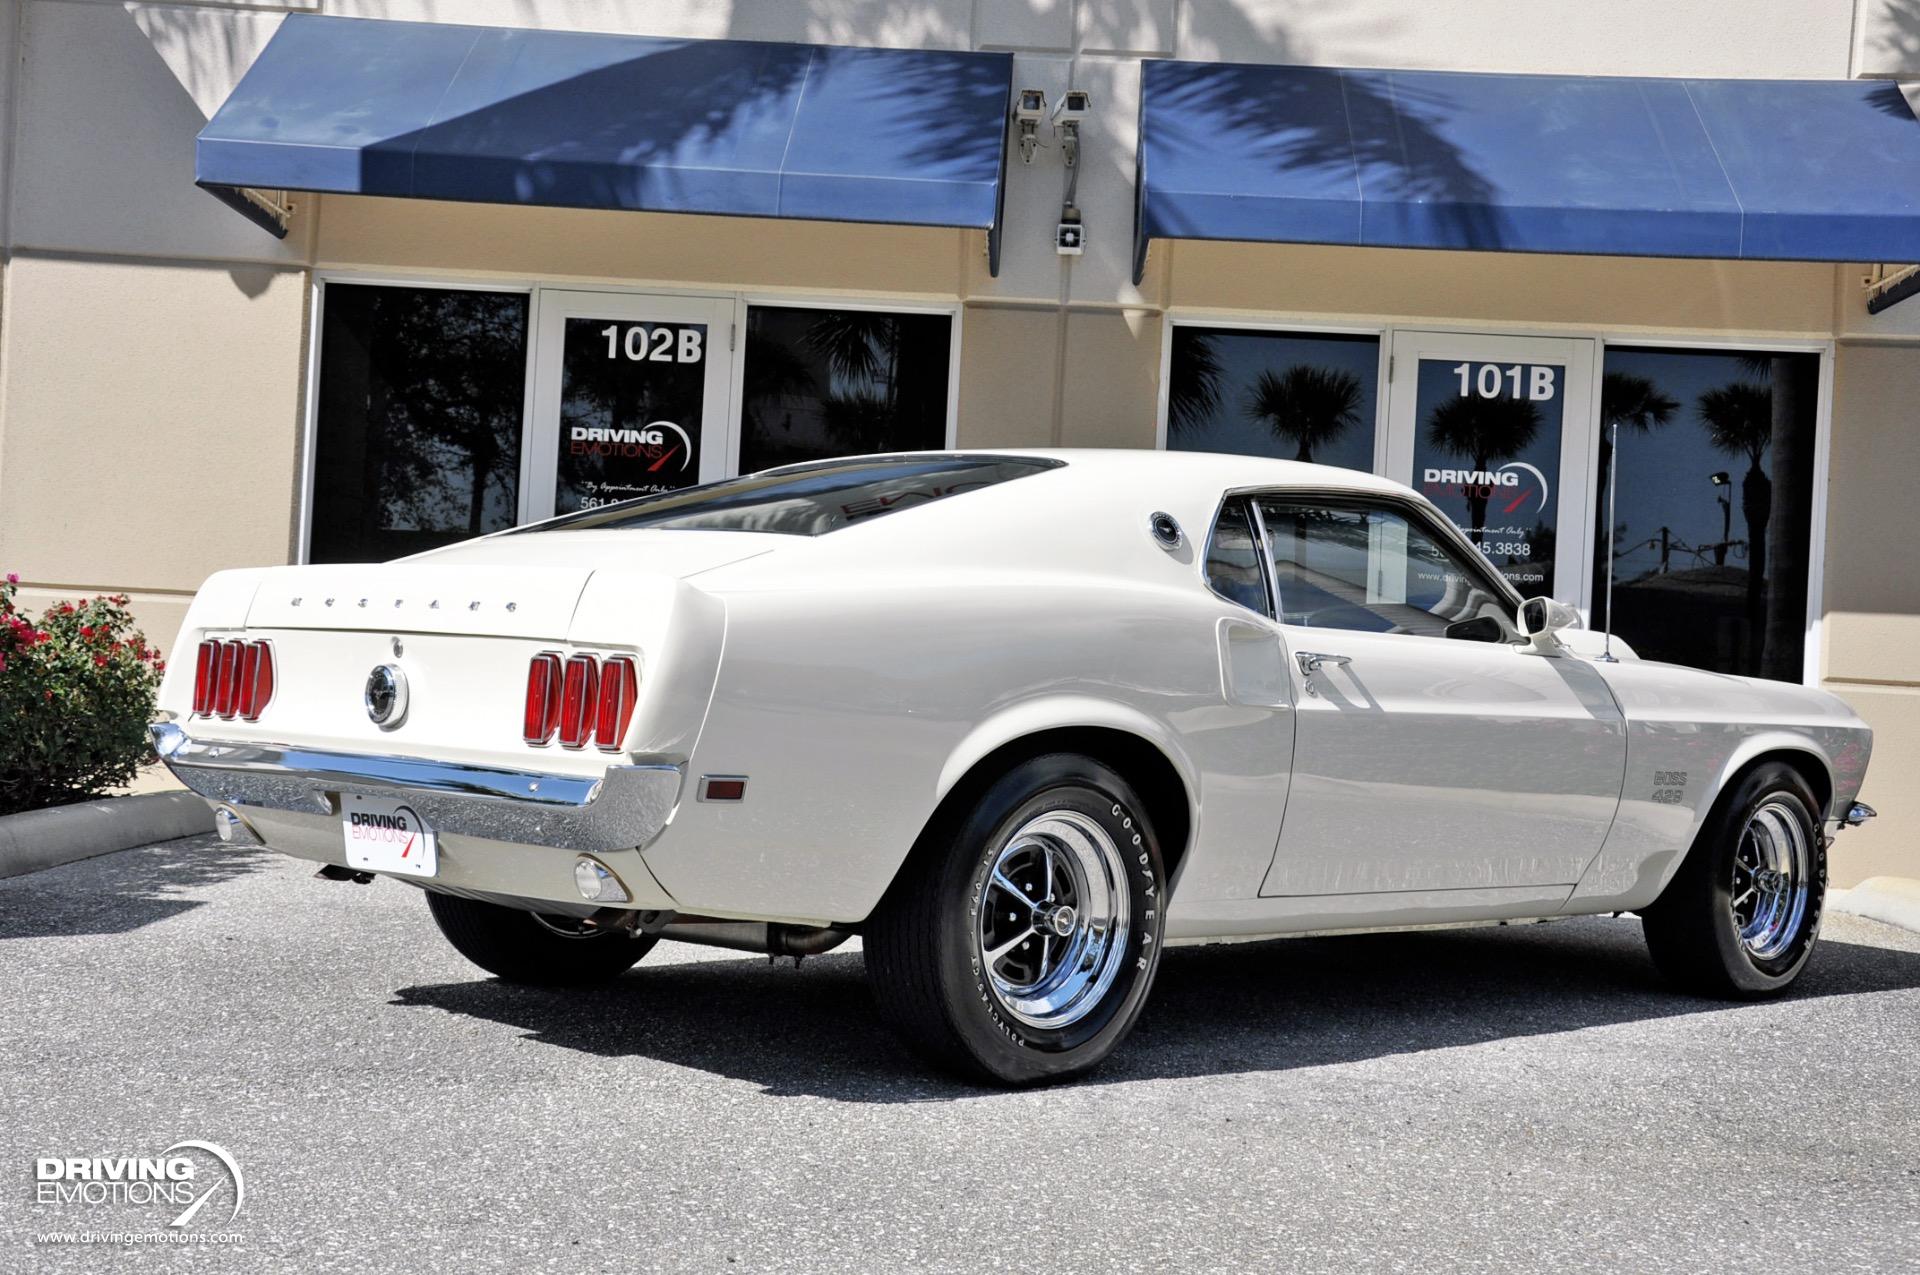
[520,455,1063,537]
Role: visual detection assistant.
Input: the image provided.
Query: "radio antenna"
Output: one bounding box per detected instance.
[1600,418,1619,663]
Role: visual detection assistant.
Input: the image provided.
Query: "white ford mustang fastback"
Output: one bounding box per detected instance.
[154,450,1877,1084]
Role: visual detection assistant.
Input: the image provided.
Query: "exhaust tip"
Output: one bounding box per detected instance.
[574,856,631,904]
[213,804,261,847]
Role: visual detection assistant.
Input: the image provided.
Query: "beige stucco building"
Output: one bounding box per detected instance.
[0,0,1912,885]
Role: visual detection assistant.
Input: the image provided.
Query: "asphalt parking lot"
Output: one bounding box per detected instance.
[3,836,1917,1273]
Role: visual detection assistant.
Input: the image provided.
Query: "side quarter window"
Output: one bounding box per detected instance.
[1255,497,1513,637]
[1204,498,1272,615]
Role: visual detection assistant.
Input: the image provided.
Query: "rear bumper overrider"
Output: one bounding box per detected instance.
[150,722,681,854]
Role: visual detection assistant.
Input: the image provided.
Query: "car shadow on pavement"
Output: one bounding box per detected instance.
[0,835,275,939]
[391,915,1920,1101]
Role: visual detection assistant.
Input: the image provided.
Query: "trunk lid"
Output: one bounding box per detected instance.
[244,531,772,639]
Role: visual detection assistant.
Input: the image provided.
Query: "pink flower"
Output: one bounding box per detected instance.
[3,572,16,584]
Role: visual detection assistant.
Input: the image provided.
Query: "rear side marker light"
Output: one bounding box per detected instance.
[192,638,275,721]
[699,776,747,803]
[524,653,563,745]
[595,657,639,751]
[558,654,600,749]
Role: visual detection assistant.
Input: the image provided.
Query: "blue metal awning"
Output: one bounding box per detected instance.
[1134,61,1920,282]
[199,15,1015,272]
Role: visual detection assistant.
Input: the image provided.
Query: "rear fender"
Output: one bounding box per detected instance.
[936,694,1201,822]
[569,573,727,761]
[158,568,273,713]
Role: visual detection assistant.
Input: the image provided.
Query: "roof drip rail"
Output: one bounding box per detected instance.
[1864,263,1920,314]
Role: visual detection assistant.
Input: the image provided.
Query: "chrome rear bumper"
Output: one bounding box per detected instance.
[150,722,681,854]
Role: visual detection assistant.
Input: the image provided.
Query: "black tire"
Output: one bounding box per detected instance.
[865,753,1168,1086]
[425,892,656,986]
[1641,761,1826,998]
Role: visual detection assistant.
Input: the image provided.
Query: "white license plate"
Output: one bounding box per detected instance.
[341,795,438,878]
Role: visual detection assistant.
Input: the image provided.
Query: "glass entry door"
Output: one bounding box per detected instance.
[525,291,735,520]
[1384,332,1597,608]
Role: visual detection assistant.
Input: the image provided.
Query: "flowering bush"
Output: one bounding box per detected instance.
[1,573,165,816]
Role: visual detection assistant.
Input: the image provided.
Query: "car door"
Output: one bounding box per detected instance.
[1254,494,1626,897]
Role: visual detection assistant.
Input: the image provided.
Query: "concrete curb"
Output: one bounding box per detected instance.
[1829,877,1920,936]
[0,791,215,879]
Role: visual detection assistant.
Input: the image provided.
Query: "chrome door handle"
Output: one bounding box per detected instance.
[1295,651,1351,677]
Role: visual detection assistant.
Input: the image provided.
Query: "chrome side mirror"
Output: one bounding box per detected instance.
[1516,597,1581,653]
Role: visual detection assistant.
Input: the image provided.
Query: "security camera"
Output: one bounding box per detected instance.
[1052,90,1091,124]
[1013,88,1047,163]
[1053,89,1090,167]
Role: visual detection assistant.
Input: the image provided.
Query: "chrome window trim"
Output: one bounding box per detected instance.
[1227,485,1526,637]
[1246,497,1282,619]
[1200,495,1276,618]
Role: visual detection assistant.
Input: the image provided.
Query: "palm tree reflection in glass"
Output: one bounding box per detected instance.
[1425,394,1541,546]
[807,311,904,455]
[1697,379,1776,657]
[740,308,950,472]
[1243,365,1364,464]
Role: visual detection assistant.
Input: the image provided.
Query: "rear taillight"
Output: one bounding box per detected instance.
[523,653,563,745]
[193,641,218,715]
[558,654,599,749]
[525,652,639,749]
[192,638,275,721]
[595,657,638,751]
[214,642,242,718]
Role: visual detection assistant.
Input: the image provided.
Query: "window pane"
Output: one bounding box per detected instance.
[1204,499,1270,614]
[310,285,528,563]
[527,455,1059,538]
[1167,328,1378,472]
[740,306,952,473]
[1258,499,1511,637]
[1409,359,1565,597]
[1592,347,1818,680]
[556,317,710,512]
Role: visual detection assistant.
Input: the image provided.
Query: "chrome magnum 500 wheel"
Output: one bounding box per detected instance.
[1729,799,1813,962]
[1642,761,1826,998]
[977,809,1133,1032]
[866,753,1168,1085]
